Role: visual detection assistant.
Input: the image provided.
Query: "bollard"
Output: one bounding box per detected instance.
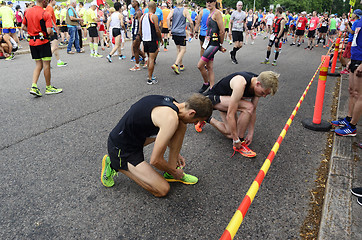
[328,38,341,76]
[302,55,332,131]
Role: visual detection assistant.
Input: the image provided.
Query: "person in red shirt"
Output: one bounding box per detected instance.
[22,0,62,97]
[291,11,308,47]
[305,11,319,50]
[45,0,67,67]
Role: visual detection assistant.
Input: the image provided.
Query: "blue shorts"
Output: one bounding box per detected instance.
[2,28,16,34]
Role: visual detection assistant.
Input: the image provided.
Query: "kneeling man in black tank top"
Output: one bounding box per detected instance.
[195,71,279,158]
[101,94,212,197]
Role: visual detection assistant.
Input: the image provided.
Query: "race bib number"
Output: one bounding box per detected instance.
[297,22,302,28]
[269,34,276,41]
[202,36,210,49]
[352,27,360,47]
[310,23,314,28]
[322,22,327,27]
[235,20,243,29]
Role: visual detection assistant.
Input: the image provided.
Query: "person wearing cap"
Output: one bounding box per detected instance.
[340,9,362,75]
[85,1,102,57]
[22,0,62,97]
[291,11,307,47]
[167,0,194,74]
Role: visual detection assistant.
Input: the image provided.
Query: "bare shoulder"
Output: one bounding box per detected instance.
[151,106,179,128]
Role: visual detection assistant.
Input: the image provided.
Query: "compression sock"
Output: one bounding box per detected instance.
[89,43,94,54]
[266,50,271,59]
[94,44,99,54]
[275,51,279,60]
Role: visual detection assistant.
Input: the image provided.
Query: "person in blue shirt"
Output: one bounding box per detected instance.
[283,11,293,43]
[333,9,362,137]
[66,0,83,54]
[191,8,197,26]
[144,5,163,26]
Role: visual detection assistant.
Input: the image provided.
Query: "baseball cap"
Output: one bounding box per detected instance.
[7,1,12,4]
[162,2,167,7]
[354,9,362,17]
[90,1,98,7]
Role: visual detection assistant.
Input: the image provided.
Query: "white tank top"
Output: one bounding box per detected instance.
[110,12,121,28]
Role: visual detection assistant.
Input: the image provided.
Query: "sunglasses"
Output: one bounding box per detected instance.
[206,0,216,3]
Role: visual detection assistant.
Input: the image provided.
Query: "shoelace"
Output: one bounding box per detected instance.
[231,145,252,158]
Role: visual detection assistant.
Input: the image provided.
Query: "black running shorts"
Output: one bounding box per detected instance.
[307,29,316,38]
[207,94,220,106]
[112,28,121,38]
[199,35,205,43]
[319,26,328,33]
[161,27,169,34]
[30,42,52,60]
[349,59,362,73]
[232,31,243,42]
[143,40,158,53]
[108,137,145,171]
[88,26,98,38]
[296,29,304,36]
[172,35,186,46]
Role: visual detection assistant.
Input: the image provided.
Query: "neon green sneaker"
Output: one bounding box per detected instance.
[30,86,42,97]
[94,53,103,58]
[101,155,118,187]
[271,60,277,66]
[261,59,270,64]
[90,53,95,57]
[45,85,63,95]
[163,172,198,185]
[57,61,68,67]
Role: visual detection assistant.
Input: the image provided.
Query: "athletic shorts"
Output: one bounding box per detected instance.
[56,19,60,26]
[172,35,186,46]
[161,27,169,34]
[49,32,58,41]
[268,36,280,48]
[206,94,220,106]
[291,25,296,31]
[296,29,304,36]
[329,29,337,35]
[343,42,352,59]
[88,26,98,38]
[201,45,219,62]
[255,22,260,27]
[319,26,328,33]
[349,60,362,73]
[232,31,243,42]
[99,24,105,32]
[16,22,22,27]
[30,42,52,60]
[307,30,316,38]
[225,28,229,33]
[108,137,144,171]
[199,35,205,42]
[112,28,121,38]
[143,40,158,53]
[284,25,289,32]
[60,21,67,33]
[12,46,18,52]
[247,24,253,31]
[2,28,16,34]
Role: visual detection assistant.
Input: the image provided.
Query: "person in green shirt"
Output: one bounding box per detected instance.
[224,8,231,43]
[329,14,337,44]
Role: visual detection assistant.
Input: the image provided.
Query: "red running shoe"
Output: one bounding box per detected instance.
[232,141,257,158]
[340,69,350,74]
[195,121,206,132]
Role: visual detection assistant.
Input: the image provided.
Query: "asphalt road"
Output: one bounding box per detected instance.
[0,36,337,239]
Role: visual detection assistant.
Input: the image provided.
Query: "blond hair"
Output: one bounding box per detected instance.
[185,93,213,119]
[257,71,279,95]
[109,7,116,13]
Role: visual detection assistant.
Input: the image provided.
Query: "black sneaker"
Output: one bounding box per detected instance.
[351,188,362,197]
[305,46,310,49]
[229,50,235,61]
[358,197,362,206]
[297,43,301,47]
[310,46,314,51]
[290,42,296,46]
[232,58,238,64]
[198,83,210,93]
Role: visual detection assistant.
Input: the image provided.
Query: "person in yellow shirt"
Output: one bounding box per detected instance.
[54,5,60,26]
[78,1,87,40]
[0,1,20,48]
[85,1,102,57]
[59,2,69,44]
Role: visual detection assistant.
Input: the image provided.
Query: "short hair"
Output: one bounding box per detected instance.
[276,7,283,14]
[148,0,156,10]
[79,2,84,6]
[114,1,121,11]
[70,0,77,4]
[236,1,243,6]
[257,71,279,95]
[109,7,116,13]
[185,94,213,119]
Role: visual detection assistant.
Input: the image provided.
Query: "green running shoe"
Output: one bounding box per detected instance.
[30,86,42,97]
[271,60,277,66]
[163,172,198,185]
[94,53,103,58]
[57,61,68,67]
[45,85,63,95]
[261,59,270,64]
[101,155,118,187]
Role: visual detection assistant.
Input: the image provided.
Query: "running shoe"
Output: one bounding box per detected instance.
[45,85,63,95]
[290,42,296,46]
[335,123,357,137]
[147,78,158,85]
[94,54,103,58]
[358,197,362,206]
[195,121,206,132]
[297,43,301,47]
[351,187,362,197]
[310,46,314,51]
[331,117,349,127]
[90,53,95,57]
[164,48,168,51]
[171,64,180,74]
[340,69,350,74]
[179,65,185,71]
[315,44,319,47]
[106,55,112,63]
[57,61,68,67]
[130,56,135,62]
[323,45,326,48]
[163,172,198,185]
[271,60,277,66]
[30,86,42,97]
[5,53,15,60]
[129,65,141,71]
[261,59,270,64]
[232,141,257,158]
[232,58,238,64]
[119,55,126,60]
[188,37,193,42]
[305,46,310,49]
[198,83,210,93]
[143,60,148,68]
[101,155,118,187]
[140,60,145,66]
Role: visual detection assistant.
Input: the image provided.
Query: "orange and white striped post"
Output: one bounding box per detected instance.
[328,38,341,76]
[219,55,330,240]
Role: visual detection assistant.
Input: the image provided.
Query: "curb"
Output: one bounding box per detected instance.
[318,75,353,239]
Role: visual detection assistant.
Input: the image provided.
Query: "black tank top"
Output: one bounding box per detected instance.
[109,95,179,151]
[210,72,258,98]
[273,17,283,34]
[207,10,220,46]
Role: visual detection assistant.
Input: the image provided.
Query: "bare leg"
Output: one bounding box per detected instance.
[197,58,208,83]
[32,60,43,84]
[175,46,186,65]
[43,60,51,86]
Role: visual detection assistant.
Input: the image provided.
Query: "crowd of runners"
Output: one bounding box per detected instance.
[1,0,362,200]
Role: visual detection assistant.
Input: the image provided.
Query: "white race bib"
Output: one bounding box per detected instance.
[202,36,210,49]
[322,22,327,27]
[310,23,314,28]
[269,34,276,41]
[352,27,360,47]
[297,22,302,28]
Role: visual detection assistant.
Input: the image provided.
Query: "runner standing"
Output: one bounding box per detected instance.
[305,11,319,50]
[229,1,246,64]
